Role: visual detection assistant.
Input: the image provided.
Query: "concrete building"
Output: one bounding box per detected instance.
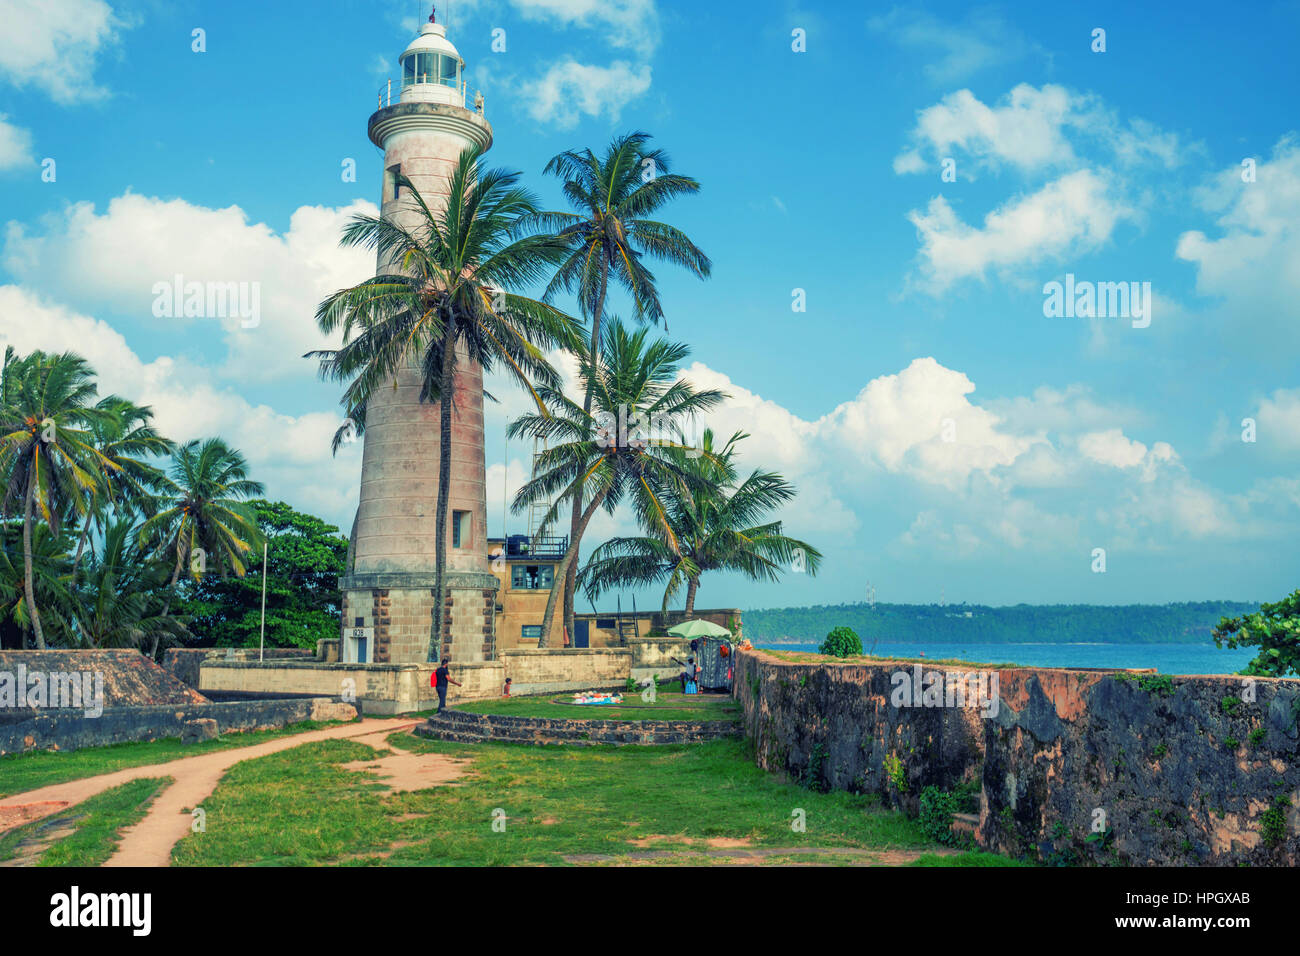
[339,10,497,667]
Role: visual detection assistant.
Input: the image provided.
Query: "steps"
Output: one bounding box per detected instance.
[415,708,741,746]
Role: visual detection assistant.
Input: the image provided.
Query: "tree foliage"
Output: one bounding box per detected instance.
[174,500,347,650]
[1213,589,1300,677]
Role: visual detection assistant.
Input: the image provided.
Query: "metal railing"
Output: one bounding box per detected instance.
[376,78,485,115]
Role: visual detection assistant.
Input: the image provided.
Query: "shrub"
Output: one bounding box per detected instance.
[819,626,863,658]
[1261,796,1290,848]
[918,786,959,845]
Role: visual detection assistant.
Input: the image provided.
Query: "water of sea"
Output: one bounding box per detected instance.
[756,641,1259,676]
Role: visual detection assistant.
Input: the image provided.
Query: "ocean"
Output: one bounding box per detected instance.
[755,641,1259,676]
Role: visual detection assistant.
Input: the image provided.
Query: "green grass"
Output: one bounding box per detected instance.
[169,730,1017,867]
[0,719,352,797]
[454,689,740,723]
[0,777,171,866]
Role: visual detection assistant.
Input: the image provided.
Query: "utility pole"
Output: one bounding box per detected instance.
[259,540,268,662]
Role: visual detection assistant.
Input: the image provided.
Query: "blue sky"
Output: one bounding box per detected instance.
[0,0,1297,612]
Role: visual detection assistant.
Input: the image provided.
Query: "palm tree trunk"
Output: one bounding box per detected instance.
[562,256,610,642]
[160,545,184,618]
[429,318,457,663]
[541,484,609,648]
[72,507,94,577]
[684,575,700,616]
[23,473,46,650]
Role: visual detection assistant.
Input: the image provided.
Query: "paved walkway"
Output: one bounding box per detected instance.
[0,718,425,867]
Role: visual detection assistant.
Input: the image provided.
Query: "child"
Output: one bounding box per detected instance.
[502,677,512,697]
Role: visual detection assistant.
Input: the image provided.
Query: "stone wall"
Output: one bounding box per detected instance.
[2,649,207,707]
[198,643,684,713]
[733,649,1300,866]
[0,697,356,757]
[418,708,740,746]
[163,648,313,689]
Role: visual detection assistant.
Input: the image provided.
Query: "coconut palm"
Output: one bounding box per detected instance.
[0,351,117,648]
[72,396,173,575]
[580,429,823,615]
[137,438,265,617]
[0,521,78,648]
[310,145,582,659]
[508,321,726,645]
[76,519,190,653]
[533,131,711,638]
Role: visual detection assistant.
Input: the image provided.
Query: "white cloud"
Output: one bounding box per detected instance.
[522,58,652,129]
[900,85,1080,174]
[895,84,1187,178]
[3,193,378,383]
[0,113,34,170]
[510,0,660,55]
[1077,428,1149,469]
[0,0,130,103]
[906,169,1135,291]
[867,8,1041,84]
[1254,387,1300,454]
[819,357,1039,489]
[1175,137,1300,345]
[0,285,362,522]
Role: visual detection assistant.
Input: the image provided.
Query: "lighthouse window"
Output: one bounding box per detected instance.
[452,510,471,548]
[439,55,459,87]
[387,164,402,201]
[402,55,416,86]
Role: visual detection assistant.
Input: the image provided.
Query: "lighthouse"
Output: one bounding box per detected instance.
[339,8,499,667]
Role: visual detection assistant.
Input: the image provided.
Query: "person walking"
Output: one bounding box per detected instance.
[432,659,461,713]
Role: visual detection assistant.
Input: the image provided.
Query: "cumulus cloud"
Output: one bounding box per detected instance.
[894,84,1187,178]
[3,193,378,383]
[0,285,363,522]
[906,169,1136,290]
[522,59,652,129]
[0,114,34,171]
[1175,137,1300,346]
[511,0,660,55]
[0,0,130,103]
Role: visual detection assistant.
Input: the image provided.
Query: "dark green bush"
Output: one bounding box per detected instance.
[819,626,863,658]
[918,786,959,845]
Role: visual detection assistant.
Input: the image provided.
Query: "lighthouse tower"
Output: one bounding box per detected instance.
[339,8,498,667]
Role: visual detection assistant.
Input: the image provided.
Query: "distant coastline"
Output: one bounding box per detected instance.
[742,600,1258,645]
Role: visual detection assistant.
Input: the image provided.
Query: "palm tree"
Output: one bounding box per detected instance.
[508,321,726,645]
[534,131,711,639]
[580,430,823,616]
[72,396,173,575]
[76,519,190,652]
[311,145,582,659]
[0,351,116,648]
[0,521,78,648]
[138,438,265,624]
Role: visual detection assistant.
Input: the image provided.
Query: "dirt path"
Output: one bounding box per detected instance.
[0,718,426,867]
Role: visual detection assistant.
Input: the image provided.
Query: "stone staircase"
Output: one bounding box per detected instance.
[416,708,741,746]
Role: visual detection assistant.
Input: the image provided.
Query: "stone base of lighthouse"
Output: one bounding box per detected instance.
[341,571,499,665]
